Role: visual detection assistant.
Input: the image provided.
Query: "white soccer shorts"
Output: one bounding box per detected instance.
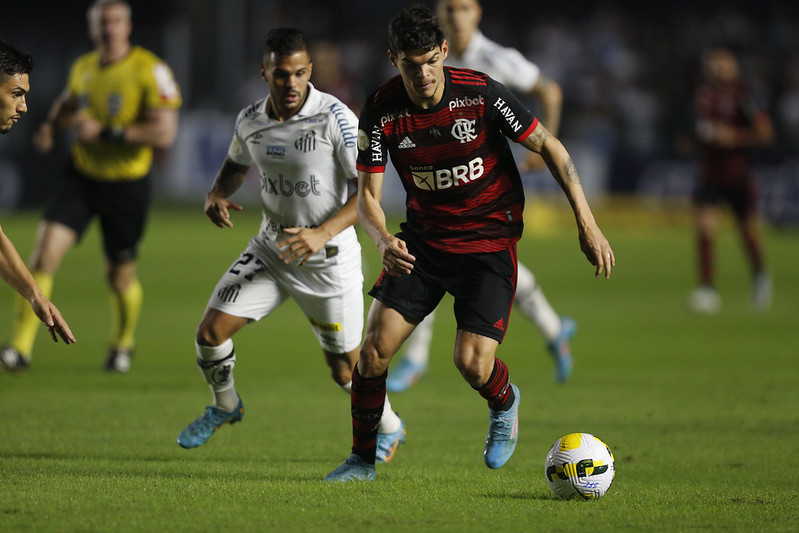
[207,235,364,354]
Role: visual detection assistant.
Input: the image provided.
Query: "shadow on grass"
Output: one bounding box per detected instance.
[0,450,333,482]
[481,491,558,501]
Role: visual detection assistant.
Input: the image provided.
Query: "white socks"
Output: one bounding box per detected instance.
[515,262,561,341]
[402,313,435,365]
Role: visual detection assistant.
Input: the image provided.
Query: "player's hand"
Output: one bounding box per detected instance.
[73,116,104,143]
[379,235,415,277]
[278,227,326,266]
[204,194,243,228]
[33,122,55,153]
[578,223,615,279]
[30,295,76,344]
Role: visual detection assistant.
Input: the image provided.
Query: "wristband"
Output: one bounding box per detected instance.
[99,126,126,143]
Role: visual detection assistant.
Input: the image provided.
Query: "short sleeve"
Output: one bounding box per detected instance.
[355,102,387,173]
[485,76,538,143]
[491,46,541,93]
[143,59,182,110]
[329,101,359,181]
[226,110,253,167]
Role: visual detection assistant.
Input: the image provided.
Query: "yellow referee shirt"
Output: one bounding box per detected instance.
[67,46,181,181]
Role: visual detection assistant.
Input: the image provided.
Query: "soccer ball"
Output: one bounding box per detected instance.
[544,432,615,500]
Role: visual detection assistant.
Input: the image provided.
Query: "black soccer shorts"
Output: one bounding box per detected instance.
[693,177,758,221]
[44,160,152,264]
[368,229,517,343]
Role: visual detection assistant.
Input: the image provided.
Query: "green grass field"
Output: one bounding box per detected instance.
[1,203,797,531]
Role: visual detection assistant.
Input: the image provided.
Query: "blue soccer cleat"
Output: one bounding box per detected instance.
[547,317,576,384]
[484,384,520,469]
[177,397,244,449]
[376,416,406,464]
[386,357,428,393]
[323,454,376,482]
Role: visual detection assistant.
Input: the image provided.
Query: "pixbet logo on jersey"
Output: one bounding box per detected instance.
[261,173,321,197]
[448,94,484,112]
[411,157,484,191]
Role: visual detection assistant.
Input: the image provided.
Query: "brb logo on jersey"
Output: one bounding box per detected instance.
[451,118,477,144]
[411,157,484,191]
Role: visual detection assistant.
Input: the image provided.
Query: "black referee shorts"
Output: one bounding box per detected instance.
[368,228,517,343]
[44,160,152,264]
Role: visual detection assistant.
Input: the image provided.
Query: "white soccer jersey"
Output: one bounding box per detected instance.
[211,85,364,352]
[445,31,540,94]
[227,83,360,250]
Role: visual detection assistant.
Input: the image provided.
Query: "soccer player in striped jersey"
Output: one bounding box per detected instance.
[325,6,614,482]
[0,40,75,369]
[387,0,575,392]
[688,47,774,314]
[1,0,180,372]
[176,29,405,463]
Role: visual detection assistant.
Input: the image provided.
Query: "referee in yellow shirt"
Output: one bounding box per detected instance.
[0,0,181,372]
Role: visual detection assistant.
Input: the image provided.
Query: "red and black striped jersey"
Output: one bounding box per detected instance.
[356,67,538,254]
[695,81,757,184]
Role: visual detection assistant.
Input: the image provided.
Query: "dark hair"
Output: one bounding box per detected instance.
[264,28,308,59]
[0,39,33,78]
[388,5,445,55]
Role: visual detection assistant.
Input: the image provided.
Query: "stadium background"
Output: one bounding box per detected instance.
[1,0,798,224]
[1,3,798,529]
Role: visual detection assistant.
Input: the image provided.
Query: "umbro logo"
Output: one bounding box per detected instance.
[397,136,416,149]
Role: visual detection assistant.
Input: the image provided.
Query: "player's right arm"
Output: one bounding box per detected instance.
[33,88,79,153]
[0,224,75,344]
[356,170,415,276]
[204,158,250,228]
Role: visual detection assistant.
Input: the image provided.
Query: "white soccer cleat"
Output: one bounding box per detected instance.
[688,286,721,315]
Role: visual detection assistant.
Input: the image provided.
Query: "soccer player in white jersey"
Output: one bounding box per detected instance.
[176,29,405,463]
[386,0,576,392]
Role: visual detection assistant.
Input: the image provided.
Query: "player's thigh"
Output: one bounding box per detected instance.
[196,307,251,346]
[95,177,152,264]
[450,248,516,344]
[206,248,288,322]
[291,257,364,355]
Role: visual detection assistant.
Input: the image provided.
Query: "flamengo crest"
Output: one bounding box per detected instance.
[451,118,477,143]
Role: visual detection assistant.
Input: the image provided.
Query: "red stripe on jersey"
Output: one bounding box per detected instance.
[515,117,538,143]
[356,163,385,173]
[449,68,487,85]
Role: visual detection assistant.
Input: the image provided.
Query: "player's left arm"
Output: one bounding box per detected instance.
[278,180,359,266]
[73,107,178,149]
[120,107,179,149]
[521,122,615,278]
[717,109,774,149]
[528,73,563,137]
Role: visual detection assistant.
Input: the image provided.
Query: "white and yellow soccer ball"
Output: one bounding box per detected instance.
[545,432,616,500]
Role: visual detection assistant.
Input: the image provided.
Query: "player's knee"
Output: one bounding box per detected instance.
[195,323,228,347]
[357,341,392,376]
[324,351,354,385]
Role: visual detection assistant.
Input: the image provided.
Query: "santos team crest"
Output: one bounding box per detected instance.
[295,130,317,152]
